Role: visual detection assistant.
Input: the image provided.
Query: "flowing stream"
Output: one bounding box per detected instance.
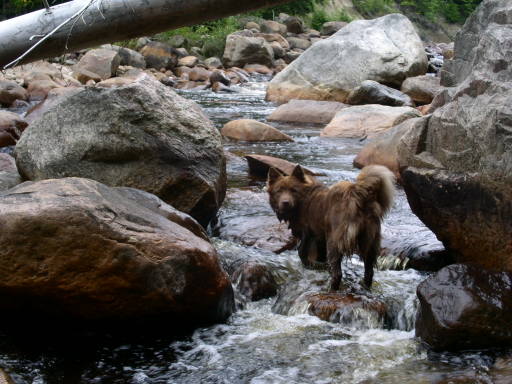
[0,77,509,383]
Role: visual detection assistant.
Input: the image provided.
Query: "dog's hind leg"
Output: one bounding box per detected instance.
[362,241,379,289]
[327,241,342,291]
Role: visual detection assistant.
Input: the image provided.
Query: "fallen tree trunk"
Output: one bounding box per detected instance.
[0,0,293,69]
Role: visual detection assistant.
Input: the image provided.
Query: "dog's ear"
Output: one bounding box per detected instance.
[291,165,306,183]
[267,167,283,185]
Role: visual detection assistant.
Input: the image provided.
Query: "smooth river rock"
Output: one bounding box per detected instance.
[0,178,234,325]
[267,14,427,104]
[15,74,226,227]
[221,119,293,142]
[267,99,348,125]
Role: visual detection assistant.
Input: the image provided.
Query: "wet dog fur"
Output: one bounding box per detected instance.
[267,165,395,290]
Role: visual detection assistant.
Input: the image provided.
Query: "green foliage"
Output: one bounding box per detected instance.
[308,5,352,31]
[398,0,483,23]
[156,16,240,58]
[353,0,394,17]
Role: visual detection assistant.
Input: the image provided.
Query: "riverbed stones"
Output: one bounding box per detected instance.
[397,0,512,271]
[321,105,421,138]
[283,16,305,34]
[15,74,226,227]
[0,111,27,147]
[0,80,28,107]
[267,14,427,104]
[321,21,347,36]
[222,33,274,68]
[221,119,293,142]
[0,153,22,191]
[260,20,287,35]
[268,99,348,124]
[347,80,414,107]
[0,177,234,324]
[73,48,120,81]
[401,75,442,105]
[232,262,279,301]
[416,264,512,351]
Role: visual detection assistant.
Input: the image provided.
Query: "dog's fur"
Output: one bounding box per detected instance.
[267,165,395,290]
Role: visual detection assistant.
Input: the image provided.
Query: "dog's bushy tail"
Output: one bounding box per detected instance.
[355,165,396,218]
[335,165,396,255]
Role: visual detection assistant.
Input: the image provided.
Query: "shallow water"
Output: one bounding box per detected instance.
[1,77,510,383]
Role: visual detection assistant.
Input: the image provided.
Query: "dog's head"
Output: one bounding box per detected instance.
[266,165,315,221]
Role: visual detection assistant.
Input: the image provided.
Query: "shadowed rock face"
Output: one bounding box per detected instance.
[416,264,512,351]
[15,75,226,227]
[0,178,234,325]
[398,0,512,271]
[266,14,427,104]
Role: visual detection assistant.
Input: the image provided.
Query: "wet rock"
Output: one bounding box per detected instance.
[321,21,348,36]
[204,57,223,69]
[268,99,348,124]
[260,20,287,35]
[401,75,442,105]
[140,41,181,70]
[245,154,319,179]
[347,80,414,107]
[283,16,305,34]
[267,14,427,104]
[232,262,279,301]
[222,119,293,142]
[212,82,236,93]
[0,153,22,191]
[223,34,274,68]
[15,74,226,227]
[178,56,199,68]
[0,177,234,325]
[321,105,421,139]
[73,48,120,81]
[215,189,293,252]
[286,37,311,51]
[0,80,28,107]
[0,111,28,147]
[353,118,423,180]
[416,264,512,351]
[307,293,387,326]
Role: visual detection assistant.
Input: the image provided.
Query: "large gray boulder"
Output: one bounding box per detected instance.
[0,178,234,324]
[398,0,512,271]
[15,75,226,227]
[223,32,274,68]
[266,14,427,104]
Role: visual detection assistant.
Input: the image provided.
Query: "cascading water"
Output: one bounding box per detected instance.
[0,76,509,383]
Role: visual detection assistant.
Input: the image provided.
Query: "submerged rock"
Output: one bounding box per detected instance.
[267,14,427,104]
[15,74,226,227]
[416,264,512,351]
[0,178,234,325]
[232,262,279,301]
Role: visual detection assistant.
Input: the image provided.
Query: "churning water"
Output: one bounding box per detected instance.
[1,76,510,383]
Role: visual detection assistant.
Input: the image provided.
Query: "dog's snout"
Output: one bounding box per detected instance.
[281,200,291,208]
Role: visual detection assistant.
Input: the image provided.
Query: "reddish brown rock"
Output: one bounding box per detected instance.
[0,178,234,324]
[307,293,387,325]
[26,79,61,101]
[222,119,293,142]
[74,48,121,81]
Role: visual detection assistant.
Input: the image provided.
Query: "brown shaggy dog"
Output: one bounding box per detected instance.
[267,165,395,290]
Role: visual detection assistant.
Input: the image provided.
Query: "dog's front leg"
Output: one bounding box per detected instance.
[327,243,342,291]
